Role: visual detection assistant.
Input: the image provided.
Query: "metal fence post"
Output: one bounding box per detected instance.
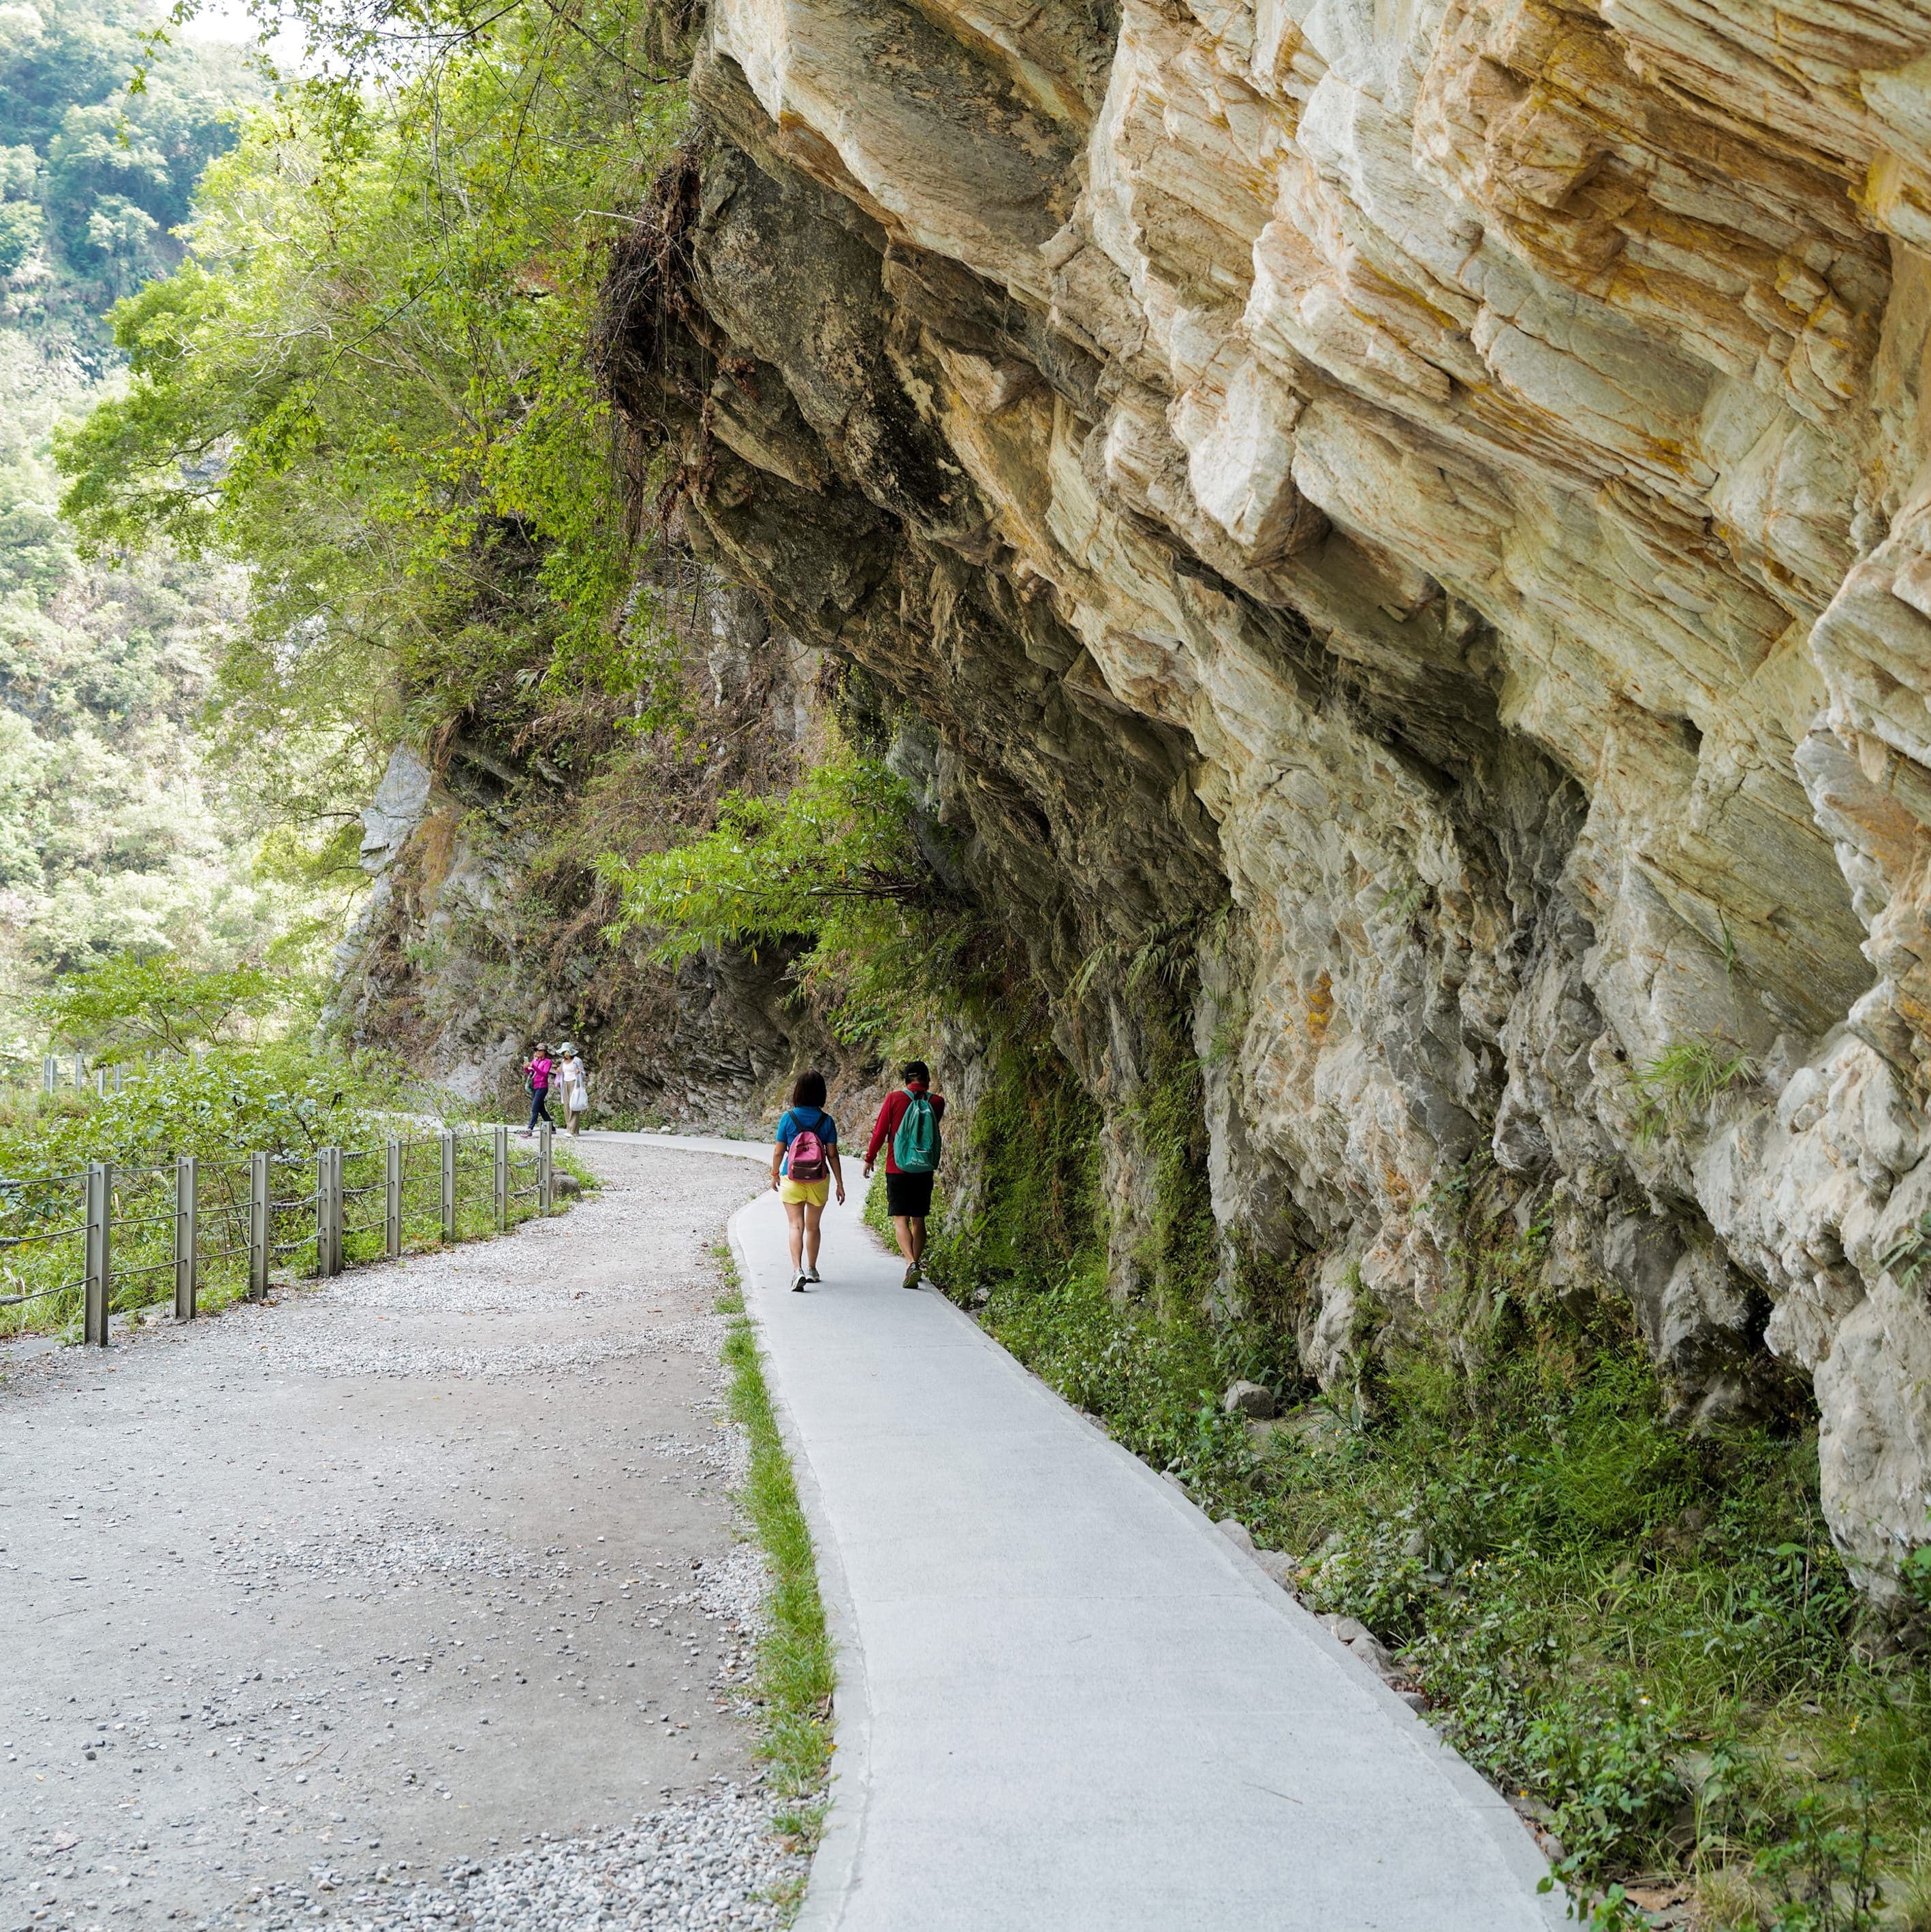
[331,1147,344,1273]
[317,1147,343,1278]
[249,1152,269,1299]
[386,1139,402,1258]
[492,1126,508,1233]
[94,1067,106,1098]
[42,1056,54,1094]
[441,1132,456,1243]
[539,1122,554,1216]
[174,1155,197,1320]
[83,1162,112,1346]
[72,1053,84,1090]
[111,1064,123,1096]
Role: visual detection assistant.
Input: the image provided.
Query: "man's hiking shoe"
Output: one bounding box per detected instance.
[791,1272,807,1294]
[902,1263,922,1290]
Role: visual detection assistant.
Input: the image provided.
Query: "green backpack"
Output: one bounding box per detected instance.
[892,1093,941,1174]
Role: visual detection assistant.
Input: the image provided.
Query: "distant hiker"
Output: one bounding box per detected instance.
[864,1060,944,1289]
[772,1070,845,1293]
[521,1043,554,1137]
[556,1043,591,1136]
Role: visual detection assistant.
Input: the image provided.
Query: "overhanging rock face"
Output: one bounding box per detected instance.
[608,0,1931,1597]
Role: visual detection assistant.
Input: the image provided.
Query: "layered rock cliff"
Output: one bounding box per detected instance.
[599,0,1931,1597]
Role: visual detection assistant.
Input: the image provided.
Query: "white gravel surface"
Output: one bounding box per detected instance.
[0,1141,806,1932]
[332,1787,802,1929]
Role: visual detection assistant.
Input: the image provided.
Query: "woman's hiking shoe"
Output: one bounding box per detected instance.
[806,1267,821,1284]
[791,1272,807,1293]
[902,1263,922,1290]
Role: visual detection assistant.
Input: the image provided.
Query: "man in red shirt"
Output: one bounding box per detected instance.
[863,1060,945,1288]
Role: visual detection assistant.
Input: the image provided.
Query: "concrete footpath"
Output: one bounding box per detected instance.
[638,1132,1565,1932]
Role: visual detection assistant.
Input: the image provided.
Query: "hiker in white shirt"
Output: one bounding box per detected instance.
[556,1043,591,1136]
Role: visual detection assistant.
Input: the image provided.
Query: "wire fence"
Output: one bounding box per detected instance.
[0,1124,556,1344]
[1,1047,211,1098]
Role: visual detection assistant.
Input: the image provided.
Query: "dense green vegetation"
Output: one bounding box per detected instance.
[894,1032,1929,1929]
[0,0,253,309]
[0,0,352,1031]
[59,0,689,789]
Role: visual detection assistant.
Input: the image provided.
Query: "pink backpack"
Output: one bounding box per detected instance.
[788,1117,828,1182]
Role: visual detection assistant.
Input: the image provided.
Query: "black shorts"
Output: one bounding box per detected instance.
[885,1171,934,1218]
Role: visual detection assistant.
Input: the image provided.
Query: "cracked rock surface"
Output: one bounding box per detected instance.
[0,1140,804,1931]
[601,0,1931,1598]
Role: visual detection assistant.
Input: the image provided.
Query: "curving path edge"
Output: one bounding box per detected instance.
[618,1132,1565,1931]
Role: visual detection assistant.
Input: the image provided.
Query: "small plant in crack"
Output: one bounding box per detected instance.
[1753,1787,1887,1931]
[1881,1214,1931,1291]
[1374,874,1429,925]
[1629,1036,1759,1145]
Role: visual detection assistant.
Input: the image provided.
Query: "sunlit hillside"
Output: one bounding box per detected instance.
[0,0,360,1047]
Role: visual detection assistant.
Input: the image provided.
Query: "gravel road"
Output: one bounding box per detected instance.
[0,1139,802,1931]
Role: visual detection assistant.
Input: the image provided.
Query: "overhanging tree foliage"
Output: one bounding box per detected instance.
[57,0,689,768]
[601,748,1007,1045]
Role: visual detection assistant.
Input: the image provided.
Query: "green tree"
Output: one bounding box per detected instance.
[0,196,40,272]
[32,951,279,1054]
[58,0,688,765]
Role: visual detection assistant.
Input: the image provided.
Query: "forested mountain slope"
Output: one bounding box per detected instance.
[0,0,329,1036]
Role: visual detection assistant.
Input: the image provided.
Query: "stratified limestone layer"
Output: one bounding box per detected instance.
[608,0,1931,1598]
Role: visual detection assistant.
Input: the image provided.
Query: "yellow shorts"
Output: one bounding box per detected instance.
[779,1177,830,1207]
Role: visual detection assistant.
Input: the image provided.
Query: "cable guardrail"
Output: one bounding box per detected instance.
[0,1123,559,1346]
[1,1045,217,1098]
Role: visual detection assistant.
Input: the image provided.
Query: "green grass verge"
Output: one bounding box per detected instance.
[717,1256,835,1872]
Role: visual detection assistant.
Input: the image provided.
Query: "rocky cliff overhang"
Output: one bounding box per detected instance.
[602,0,1931,1597]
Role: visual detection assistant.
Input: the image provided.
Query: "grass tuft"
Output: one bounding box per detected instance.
[1629,1036,1758,1144]
[718,1258,834,1868]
